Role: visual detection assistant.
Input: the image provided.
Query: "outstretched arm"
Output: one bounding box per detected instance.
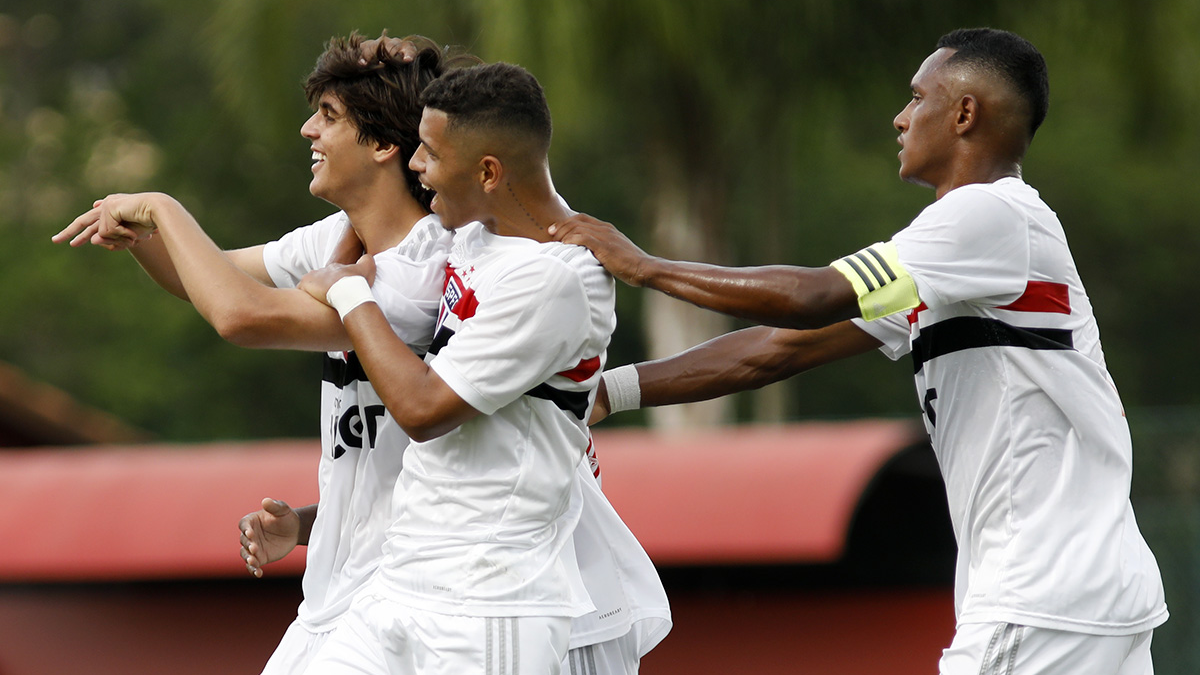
[124,235,269,302]
[594,321,881,423]
[53,199,273,302]
[300,259,480,442]
[549,213,861,330]
[55,193,355,351]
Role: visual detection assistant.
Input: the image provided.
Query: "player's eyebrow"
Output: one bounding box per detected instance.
[320,101,340,116]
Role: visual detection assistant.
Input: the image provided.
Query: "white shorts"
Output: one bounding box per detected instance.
[301,592,571,675]
[562,632,640,675]
[940,623,1154,675]
[261,619,334,675]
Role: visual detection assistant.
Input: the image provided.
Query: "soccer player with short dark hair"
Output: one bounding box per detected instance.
[552,28,1167,675]
[297,61,670,675]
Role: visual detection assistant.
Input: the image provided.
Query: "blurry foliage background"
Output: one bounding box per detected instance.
[1,0,1199,668]
[4,0,1198,438]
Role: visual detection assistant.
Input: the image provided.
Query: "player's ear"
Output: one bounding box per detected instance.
[479,155,503,193]
[374,141,400,164]
[954,95,979,136]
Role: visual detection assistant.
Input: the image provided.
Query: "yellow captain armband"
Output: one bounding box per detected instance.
[829,241,920,321]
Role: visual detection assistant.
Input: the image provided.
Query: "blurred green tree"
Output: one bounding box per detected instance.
[1,2,1199,667]
[1,0,1198,439]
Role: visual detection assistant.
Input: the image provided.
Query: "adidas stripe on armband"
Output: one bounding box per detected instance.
[830,241,920,321]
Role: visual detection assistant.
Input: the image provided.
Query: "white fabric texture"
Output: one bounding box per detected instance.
[568,449,671,654]
[259,619,334,675]
[261,212,450,631]
[376,221,615,618]
[853,178,1166,635]
[300,591,571,675]
[266,215,669,665]
[939,623,1154,675]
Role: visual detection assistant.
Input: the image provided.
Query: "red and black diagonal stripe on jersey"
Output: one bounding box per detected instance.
[525,356,600,420]
[910,281,1075,373]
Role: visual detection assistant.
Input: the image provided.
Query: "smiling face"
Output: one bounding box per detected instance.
[409,108,488,231]
[893,48,962,190]
[300,92,381,207]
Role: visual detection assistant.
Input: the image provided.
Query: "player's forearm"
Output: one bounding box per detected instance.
[129,236,189,301]
[147,195,270,334]
[209,288,355,351]
[634,322,882,408]
[294,504,317,546]
[126,218,271,305]
[145,197,352,351]
[342,304,475,442]
[637,259,861,330]
[636,327,805,407]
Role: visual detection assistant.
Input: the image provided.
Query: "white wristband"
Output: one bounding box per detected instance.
[326,275,376,321]
[602,364,641,414]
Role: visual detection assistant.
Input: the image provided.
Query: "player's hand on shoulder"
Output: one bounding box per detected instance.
[299,254,378,304]
[547,213,652,287]
[238,497,300,578]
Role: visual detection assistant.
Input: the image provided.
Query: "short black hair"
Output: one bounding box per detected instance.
[304,32,478,209]
[937,28,1049,137]
[419,62,553,156]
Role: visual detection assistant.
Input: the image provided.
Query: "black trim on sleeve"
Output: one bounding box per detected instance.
[426,326,589,420]
[428,326,454,356]
[912,316,1074,374]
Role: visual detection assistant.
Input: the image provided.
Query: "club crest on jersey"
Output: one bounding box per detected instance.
[437,266,480,333]
[438,276,464,329]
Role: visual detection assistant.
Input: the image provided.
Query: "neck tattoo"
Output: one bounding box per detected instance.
[506,181,541,230]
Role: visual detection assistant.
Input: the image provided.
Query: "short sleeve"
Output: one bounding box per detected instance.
[893,187,1029,310]
[430,259,591,415]
[852,314,912,361]
[261,212,348,288]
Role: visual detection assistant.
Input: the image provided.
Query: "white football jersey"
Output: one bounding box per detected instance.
[262,212,450,630]
[569,440,671,655]
[852,178,1166,635]
[376,221,614,618]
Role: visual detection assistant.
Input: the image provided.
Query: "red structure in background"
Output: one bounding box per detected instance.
[0,421,955,675]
